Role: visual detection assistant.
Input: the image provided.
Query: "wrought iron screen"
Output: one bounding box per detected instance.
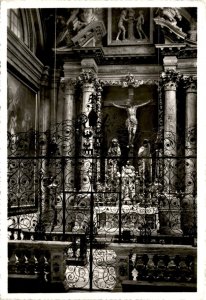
[8,88,197,291]
[8,121,197,240]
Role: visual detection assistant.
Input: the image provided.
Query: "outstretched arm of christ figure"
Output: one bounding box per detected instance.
[134,99,152,108]
[111,102,127,109]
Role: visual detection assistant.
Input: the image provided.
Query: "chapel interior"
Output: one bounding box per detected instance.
[7,7,197,293]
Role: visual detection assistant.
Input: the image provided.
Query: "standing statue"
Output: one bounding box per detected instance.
[122,160,136,201]
[138,139,152,185]
[112,98,151,147]
[135,10,147,39]
[116,9,128,41]
[106,138,121,180]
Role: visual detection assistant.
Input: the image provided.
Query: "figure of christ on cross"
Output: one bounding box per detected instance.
[110,89,152,148]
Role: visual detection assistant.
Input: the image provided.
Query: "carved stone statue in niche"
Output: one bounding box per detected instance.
[138,139,152,185]
[111,89,152,148]
[116,9,128,41]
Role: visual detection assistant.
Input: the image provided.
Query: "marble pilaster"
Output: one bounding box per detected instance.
[39,66,50,132]
[50,69,61,126]
[39,66,50,230]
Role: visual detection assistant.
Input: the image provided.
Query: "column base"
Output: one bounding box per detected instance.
[181,194,196,236]
[158,193,183,236]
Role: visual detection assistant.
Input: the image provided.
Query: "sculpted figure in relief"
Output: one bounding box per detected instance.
[116,9,128,40]
[157,7,182,27]
[73,8,97,31]
[56,8,99,47]
[135,10,147,39]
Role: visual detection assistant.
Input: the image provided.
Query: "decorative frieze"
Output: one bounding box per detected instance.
[101,74,159,87]
[121,74,158,88]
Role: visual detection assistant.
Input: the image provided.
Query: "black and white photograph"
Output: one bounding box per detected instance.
[0,0,206,299]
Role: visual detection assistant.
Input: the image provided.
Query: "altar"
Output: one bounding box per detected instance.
[94,204,159,235]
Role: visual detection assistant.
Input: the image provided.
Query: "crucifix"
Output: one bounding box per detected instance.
[111,88,152,148]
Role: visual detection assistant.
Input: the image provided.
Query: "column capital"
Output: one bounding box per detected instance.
[161,69,181,90]
[77,70,102,90]
[182,76,197,93]
[61,78,76,95]
[77,70,98,86]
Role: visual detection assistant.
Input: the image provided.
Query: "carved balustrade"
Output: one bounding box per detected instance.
[109,243,196,291]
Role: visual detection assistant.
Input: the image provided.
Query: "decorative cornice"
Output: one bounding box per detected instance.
[100,79,122,86]
[155,44,197,59]
[178,48,197,59]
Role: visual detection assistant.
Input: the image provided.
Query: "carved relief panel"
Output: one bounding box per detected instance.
[107,8,153,45]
